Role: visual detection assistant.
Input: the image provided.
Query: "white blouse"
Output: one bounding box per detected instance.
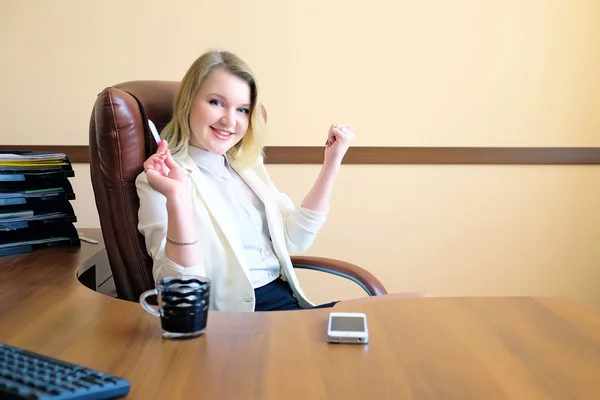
[187,146,325,288]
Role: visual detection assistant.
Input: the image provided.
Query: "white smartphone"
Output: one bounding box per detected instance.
[327,312,369,344]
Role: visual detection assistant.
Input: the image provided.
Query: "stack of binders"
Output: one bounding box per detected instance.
[0,151,80,256]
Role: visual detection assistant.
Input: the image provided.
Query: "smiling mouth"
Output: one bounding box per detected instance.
[211,127,233,140]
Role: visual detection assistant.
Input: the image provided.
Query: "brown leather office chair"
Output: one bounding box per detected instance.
[89,81,388,302]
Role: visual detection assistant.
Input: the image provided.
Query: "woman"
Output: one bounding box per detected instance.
[136,50,355,312]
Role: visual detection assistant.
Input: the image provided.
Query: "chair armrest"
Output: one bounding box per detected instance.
[291,256,388,296]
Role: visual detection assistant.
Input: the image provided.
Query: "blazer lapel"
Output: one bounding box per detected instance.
[236,168,269,206]
[236,167,285,245]
[236,165,306,299]
[178,155,249,276]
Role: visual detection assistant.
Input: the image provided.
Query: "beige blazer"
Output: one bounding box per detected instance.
[135,153,326,312]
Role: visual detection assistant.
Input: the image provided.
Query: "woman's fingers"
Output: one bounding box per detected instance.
[164,149,188,180]
[144,153,170,179]
[331,127,346,142]
[146,140,169,169]
[145,168,170,193]
[325,123,356,150]
[332,124,355,140]
[144,154,166,171]
[164,149,178,169]
[157,139,168,154]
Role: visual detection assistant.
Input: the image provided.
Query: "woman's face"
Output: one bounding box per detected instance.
[188,69,251,154]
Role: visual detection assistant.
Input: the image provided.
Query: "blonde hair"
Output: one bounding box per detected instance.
[161,50,266,169]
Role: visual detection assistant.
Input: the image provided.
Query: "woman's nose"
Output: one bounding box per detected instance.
[220,110,236,128]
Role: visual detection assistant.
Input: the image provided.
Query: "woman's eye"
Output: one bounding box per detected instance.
[238,108,249,114]
[209,99,223,106]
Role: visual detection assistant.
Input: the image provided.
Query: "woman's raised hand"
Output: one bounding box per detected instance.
[143,140,189,200]
[324,123,355,167]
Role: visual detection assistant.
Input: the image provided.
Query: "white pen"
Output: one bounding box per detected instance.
[148,119,162,146]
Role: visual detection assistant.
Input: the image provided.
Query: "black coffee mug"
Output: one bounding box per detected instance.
[139,275,210,340]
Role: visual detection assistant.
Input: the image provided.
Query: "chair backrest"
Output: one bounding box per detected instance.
[89,81,179,301]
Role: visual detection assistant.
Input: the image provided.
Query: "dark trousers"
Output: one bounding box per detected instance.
[254,278,338,312]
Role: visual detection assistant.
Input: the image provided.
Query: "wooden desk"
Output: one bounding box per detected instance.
[1,230,600,399]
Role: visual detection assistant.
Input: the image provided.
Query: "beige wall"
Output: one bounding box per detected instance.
[2,1,599,310]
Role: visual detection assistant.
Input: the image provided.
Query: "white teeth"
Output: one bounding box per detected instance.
[213,128,231,136]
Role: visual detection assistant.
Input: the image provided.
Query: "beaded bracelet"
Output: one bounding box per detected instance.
[166,237,198,246]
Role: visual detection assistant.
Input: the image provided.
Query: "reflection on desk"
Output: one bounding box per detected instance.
[1,229,599,399]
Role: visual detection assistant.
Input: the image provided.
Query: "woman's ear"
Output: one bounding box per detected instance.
[260,104,267,123]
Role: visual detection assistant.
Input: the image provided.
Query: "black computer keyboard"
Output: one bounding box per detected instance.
[0,342,130,399]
